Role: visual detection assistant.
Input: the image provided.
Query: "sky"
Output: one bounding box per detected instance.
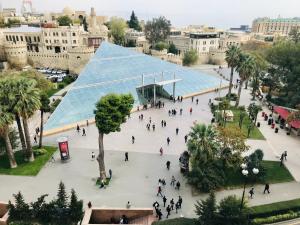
[1,0,300,28]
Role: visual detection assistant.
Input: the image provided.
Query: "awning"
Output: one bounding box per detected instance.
[136,78,182,89]
[290,120,300,129]
[274,106,290,120]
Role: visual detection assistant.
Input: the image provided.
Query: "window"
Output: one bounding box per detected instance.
[6,35,9,41]
[37,37,40,42]
[20,36,23,42]
[16,36,19,41]
[72,32,76,36]
[53,32,56,36]
[45,39,48,43]
[44,32,47,36]
[203,41,206,45]
[34,37,36,42]
[73,40,76,44]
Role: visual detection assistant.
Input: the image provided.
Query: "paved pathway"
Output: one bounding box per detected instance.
[2,67,300,219]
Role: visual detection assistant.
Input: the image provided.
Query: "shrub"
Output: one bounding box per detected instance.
[50,99,61,113]
[63,75,76,85]
[238,106,246,111]
[154,41,169,51]
[226,93,238,101]
[58,83,65,89]
[183,50,199,66]
[33,148,48,157]
[252,211,300,225]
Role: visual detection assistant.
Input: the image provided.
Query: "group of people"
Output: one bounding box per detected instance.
[248,183,271,199]
[153,195,183,219]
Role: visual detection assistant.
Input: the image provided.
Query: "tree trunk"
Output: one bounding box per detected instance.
[228,67,234,95]
[235,81,244,107]
[4,129,17,168]
[23,117,34,162]
[97,132,106,180]
[15,114,27,154]
[245,80,248,89]
[39,110,44,148]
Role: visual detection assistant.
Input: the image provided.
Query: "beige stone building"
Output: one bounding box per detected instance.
[252,17,300,36]
[219,31,251,48]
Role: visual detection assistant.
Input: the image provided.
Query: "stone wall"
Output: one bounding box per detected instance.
[4,42,28,69]
[28,52,69,70]
[68,46,94,74]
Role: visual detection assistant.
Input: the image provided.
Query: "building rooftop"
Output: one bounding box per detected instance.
[4,25,41,33]
[44,42,226,132]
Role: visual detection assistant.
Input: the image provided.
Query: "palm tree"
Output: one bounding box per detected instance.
[225,46,241,96]
[39,93,50,148]
[13,78,41,162]
[0,105,17,168]
[219,99,230,127]
[235,53,256,107]
[187,124,218,165]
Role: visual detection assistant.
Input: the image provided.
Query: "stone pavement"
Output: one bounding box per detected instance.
[1,67,300,219]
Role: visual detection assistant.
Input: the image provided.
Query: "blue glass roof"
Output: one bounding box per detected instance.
[45,42,226,131]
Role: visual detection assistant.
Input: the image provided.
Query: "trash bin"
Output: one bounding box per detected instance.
[257,122,260,127]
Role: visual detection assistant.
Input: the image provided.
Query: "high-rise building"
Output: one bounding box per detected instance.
[252,17,300,35]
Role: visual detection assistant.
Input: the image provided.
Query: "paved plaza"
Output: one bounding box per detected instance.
[1,67,300,219]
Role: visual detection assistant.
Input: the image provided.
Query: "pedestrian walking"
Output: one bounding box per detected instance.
[249,187,254,199]
[170,199,174,210]
[153,201,160,209]
[176,128,179,135]
[86,120,89,126]
[170,176,176,186]
[168,110,171,116]
[157,186,163,197]
[88,201,92,208]
[34,135,37,143]
[152,124,155,131]
[158,209,163,220]
[167,137,170,145]
[161,120,164,127]
[160,147,163,156]
[208,99,211,105]
[166,161,171,170]
[184,135,188,143]
[189,107,192,115]
[82,128,86,136]
[35,127,40,135]
[166,205,171,218]
[263,183,270,194]
[192,96,194,102]
[180,108,183,115]
[109,169,112,179]
[175,201,180,213]
[125,152,129,161]
[178,196,182,208]
[284,151,287,160]
[181,96,183,102]
[141,114,144,120]
[92,151,95,160]
[76,124,80,133]
[164,121,166,127]
[196,99,199,105]
[126,201,131,209]
[175,181,181,190]
[163,196,167,207]
[132,136,135,144]
[149,117,152,123]
[280,154,284,166]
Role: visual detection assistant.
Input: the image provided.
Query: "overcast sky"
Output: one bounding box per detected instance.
[1,0,300,28]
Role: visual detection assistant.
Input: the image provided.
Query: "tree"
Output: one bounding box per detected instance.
[0,128,19,155]
[238,111,247,129]
[225,46,241,95]
[217,195,249,225]
[0,105,17,168]
[69,189,84,223]
[183,50,199,66]
[144,16,171,45]
[8,192,31,222]
[168,43,178,54]
[218,99,230,126]
[247,103,262,125]
[235,53,255,106]
[94,93,134,179]
[109,17,127,46]
[195,192,217,225]
[12,78,41,161]
[56,181,68,209]
[57,16,72,26]
[127,11,141,31]
[289,27,300,44]
[216,126,249,169]
[154,41,169,51]
[39,93,50,148]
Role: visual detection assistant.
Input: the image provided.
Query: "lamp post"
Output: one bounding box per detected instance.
[240,163,259,211]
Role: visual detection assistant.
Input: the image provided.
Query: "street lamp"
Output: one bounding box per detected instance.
[240,163,259,211]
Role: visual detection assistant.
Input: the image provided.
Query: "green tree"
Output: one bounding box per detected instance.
[289,27,300,44]
[154,41,169,51]
[238,111,247,129]
[236,53,255,106]
[195,192,217,225]
[247,103,262,125]
[56,181,68,209]
[0,105,17,168]
[183,50,199,66]
[218,99,230,126]
[0,128,19,155]
[110,17,127,45]
[144,16,171,45]
[168,42,178,54]
[38,93,50,148]
[225,46,241,95]
[57,16,72,26]
[69,189,84,223]
[217,195,249,225]
[94,93,134,179]
[8,192,31,223]
[127,11,141,31]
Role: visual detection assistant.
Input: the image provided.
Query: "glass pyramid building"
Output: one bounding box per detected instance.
[45,42,226,133]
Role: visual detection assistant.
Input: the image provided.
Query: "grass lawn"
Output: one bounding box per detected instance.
[224,161,294,188]
[0,146,57,176]
[251,198,300,216]
[152,218,197,225]
[226,108,265,140]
